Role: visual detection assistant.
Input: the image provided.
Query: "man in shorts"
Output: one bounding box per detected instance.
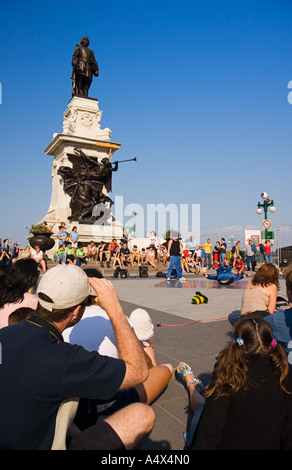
[0,264,154,450]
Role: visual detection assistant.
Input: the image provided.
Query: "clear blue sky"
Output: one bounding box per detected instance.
[1,0,292,246]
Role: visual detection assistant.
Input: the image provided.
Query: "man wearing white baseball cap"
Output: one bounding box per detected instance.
[0,264,154,450]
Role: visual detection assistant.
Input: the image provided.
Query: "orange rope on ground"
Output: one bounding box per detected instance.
[156,315,229,327]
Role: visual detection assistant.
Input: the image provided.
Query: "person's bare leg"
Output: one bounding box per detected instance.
[104,403,155,450]
[134,364,173,405]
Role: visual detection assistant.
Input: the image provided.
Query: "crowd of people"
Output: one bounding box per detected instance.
[1,230,292,450]
[0,230,281,277]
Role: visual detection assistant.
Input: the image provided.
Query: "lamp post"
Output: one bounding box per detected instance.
[256,192,276,240]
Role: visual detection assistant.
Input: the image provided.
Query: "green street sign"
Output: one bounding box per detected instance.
[261,231,274,240]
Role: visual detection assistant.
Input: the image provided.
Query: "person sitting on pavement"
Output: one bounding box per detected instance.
[112,245,124,270]
[0,258,39,329]
[98,241,108,267]
[182,253,197,274]
[279,259,291,275]
[106,239,119,268]
[65,241,76,265]
[178,317,292,450]
[157,243,168,265]
[63,270,173,422]
[12,245,31,263]
[86,240,98,261]
[0,264,155,450]
[76,245,87,267]
[53,244,67,264]
[131,245,141,265]
[146,246,157,270]
[241,262,279,318]
[120,242,134,269]
[140,248,147,264]
[30,245,47,272]
[265,266,292,365]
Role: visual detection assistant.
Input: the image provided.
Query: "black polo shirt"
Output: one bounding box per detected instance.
[0,316,126,449]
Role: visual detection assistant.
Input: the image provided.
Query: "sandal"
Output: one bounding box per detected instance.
[177,362,193,378]
[176,362,204,391]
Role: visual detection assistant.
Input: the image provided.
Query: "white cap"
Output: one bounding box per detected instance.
[129,308,154,341]
[37,264,96,311]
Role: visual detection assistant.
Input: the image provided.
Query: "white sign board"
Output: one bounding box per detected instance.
[244,229,261,247]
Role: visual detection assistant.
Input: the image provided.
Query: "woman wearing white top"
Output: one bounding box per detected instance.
[30,245,46,272]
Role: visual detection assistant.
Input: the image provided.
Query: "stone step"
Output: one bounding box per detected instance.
[44,259,168,277]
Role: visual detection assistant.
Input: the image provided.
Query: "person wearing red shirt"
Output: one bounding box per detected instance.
[233,256,245,274]
[264,239,273,263]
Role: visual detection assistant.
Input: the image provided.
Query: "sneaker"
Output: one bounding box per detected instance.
[166,277,171,281]
[179,277,187,281]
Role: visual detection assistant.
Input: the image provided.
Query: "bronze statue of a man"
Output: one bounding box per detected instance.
[71,36,99,97]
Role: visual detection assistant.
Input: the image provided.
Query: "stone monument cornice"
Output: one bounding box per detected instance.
[44,133,121,157]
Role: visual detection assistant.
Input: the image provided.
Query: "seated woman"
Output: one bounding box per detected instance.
[30,245,46,272]
[112,246,123,270]
[241,262,279,318]
[182,253,197,273]
[140,248,147,264]
[146,246,157,270]
[131,245,140,265]
[179,317,292,450]
[12,245,31,263]
[87,241,98,261]
[157,244,168,265]
[98,241,108,267]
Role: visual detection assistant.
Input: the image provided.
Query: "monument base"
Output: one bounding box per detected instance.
[39,96,124,255]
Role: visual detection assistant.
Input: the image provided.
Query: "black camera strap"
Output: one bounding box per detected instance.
[26,314,64,343]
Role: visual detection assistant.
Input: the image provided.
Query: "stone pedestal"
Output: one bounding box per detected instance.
[40,96,123,249]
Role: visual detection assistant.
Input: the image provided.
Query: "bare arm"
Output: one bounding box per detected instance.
[267,284,278,314]
[89,278,149,389]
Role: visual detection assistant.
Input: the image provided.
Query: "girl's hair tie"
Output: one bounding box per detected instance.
[270,339,277,347]
[236,338,244,346]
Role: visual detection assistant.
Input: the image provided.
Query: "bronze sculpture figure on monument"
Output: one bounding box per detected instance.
[57,148,119,224]
[71,36,99,97]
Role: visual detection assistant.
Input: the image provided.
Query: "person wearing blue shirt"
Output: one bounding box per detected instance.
[69,226,79,256]
[205,259,244,285]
